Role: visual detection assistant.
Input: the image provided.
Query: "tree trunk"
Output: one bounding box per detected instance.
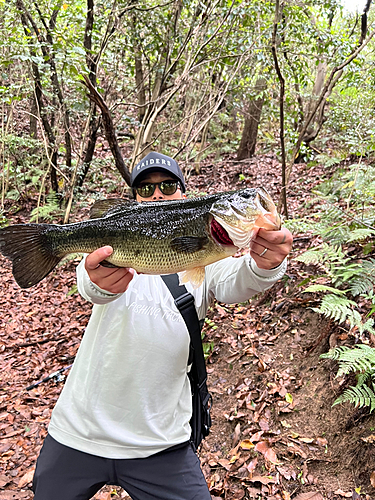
[237,78,267,160]
[30,96,38,139]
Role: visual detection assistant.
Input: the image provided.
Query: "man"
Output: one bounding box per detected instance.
[32,152,292,500]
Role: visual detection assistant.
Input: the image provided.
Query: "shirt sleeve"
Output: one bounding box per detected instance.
[203,254,287,305]
[76,256,123,305]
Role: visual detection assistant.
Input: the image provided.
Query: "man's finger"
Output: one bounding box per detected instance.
[257,227,290,245]
[85,246,113,270]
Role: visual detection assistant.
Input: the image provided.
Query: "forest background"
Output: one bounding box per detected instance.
[1,0,375,499]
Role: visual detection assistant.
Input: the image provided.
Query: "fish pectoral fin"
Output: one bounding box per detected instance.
[100,259,119,268]
[170,236,209,253]
[179,267,206,289]
[89,198,130,219]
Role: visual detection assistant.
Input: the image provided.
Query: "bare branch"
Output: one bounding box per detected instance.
[82,75,131,185]
[271,0,287,217]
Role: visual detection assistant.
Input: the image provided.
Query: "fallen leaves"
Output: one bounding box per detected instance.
[254,441,279,464]
[18,469,35,488]
[0,254,90,498]
[293,493,324,500]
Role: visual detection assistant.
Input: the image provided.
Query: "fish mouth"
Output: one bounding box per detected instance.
[210,218,235,246]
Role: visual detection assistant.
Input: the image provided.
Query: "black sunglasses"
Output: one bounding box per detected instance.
[136,180,181,198]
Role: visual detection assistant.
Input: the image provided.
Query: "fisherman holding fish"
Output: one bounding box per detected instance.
[1,152,292,500]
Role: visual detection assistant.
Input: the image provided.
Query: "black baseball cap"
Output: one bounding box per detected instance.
[130,152,186,192]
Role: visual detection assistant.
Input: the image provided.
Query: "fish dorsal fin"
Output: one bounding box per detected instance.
[89,198,130,219]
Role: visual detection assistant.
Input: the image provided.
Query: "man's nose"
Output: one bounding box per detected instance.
[152,186,165,200]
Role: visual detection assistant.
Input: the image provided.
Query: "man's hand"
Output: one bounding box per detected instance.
[85,246,135,294]
[250,227,293,270]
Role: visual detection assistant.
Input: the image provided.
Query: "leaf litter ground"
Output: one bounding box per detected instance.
[0,154,374,500]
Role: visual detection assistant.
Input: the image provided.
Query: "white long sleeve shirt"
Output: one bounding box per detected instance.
[48,255,287,459]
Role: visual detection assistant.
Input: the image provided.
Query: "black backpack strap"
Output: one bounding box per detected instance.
[161,273,212,449]
[161,274,207,393]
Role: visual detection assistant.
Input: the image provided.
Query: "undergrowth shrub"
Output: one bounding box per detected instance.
[285,161,375,412]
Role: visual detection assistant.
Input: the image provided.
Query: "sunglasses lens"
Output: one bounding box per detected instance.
[136,181,179,197]
[160,181,178,195]
[137,184,155,198]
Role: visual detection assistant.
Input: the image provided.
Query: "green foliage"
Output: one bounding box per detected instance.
[312,294,374,335]
[321,345,375,412]
[1,135,46,199]
[293,162,375,339]
[0,210,7,227]
[30,192,63,222]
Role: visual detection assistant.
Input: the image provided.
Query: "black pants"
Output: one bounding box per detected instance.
[32,434,211,500]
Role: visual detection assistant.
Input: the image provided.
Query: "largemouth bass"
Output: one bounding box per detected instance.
[0,188,281,289]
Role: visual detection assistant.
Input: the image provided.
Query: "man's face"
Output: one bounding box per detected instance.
[134,171,185,202]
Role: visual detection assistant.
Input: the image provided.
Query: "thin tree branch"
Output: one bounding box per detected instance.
[271,0,287,217]
[82,75,130,185]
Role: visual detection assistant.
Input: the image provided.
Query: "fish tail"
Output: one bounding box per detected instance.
[0,224,62,288]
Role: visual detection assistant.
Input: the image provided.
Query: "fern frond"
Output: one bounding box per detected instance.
[357,370,375,386]
[321,344,375,377]
[333,384,375,412]
[346,228,375,242]
[296,244,350,277]
[303,285,347,295]
[313,294,357,324]
[295,248,326,266]
[349,259,375,296]
[321,345,351,361]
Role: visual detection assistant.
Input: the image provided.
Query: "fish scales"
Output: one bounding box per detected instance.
[44,199,231,274]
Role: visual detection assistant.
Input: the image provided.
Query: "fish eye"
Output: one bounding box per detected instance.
[240,189,254,199]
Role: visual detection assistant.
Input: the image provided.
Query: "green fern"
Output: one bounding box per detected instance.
[313,295,375,334]
[321,345,375,412]
[347,259,375,296]
[295,243,350,278]
[303,284,347,295]
[333,384,375,412]
[321,345,375,376]
[30,192,63,222]
[312,294,356,324]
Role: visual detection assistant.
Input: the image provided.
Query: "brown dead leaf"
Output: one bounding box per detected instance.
[299,437,315,443]
[371,471,375,487]
[265,447,279,464]
[254,440,269,454]
[249,430,264,442]
[277,465,297,481]
[231,487,245,499]
[333,490,352,498]
[248,475,276,485]
[93,492,112,500]
[232,422,241,448]
[315,437,328,447]
[218,458,232,471]
[254,440,279,463]
[0,474,10,488]
[247,457,258,473]
[18,468,35,488]
[282,492,292,500]
[293,493,324,500]
[0,491,31,499]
